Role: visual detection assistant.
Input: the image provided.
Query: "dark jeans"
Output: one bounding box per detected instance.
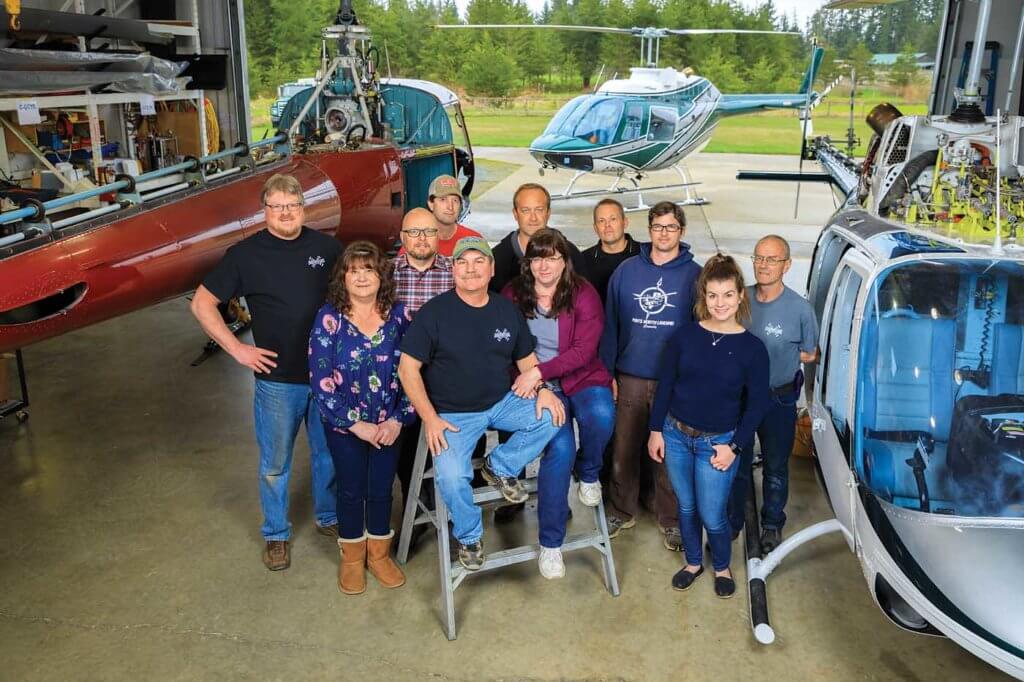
[538,386,615,547]
[608,373,679,528]
[662,418,737,572]
[325,429,400,540]
[728,392,798,535]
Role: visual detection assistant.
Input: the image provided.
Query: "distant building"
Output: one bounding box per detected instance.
[871,52,935,70]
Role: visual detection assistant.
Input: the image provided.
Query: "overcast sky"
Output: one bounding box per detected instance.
[452,0,827,29]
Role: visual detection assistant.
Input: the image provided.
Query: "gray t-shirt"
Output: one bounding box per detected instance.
[746,285,818,388]
[528,305,561,391]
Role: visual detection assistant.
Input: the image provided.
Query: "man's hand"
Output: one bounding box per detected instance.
[611,378,618,402]
[230,344,278,374]
[424,415,459,457]
[376,418,402,447]
[710,444,736,471]
[349,421,381,449]
[648,431,665,463]
[535,388,566,427]
[512,366,542,398]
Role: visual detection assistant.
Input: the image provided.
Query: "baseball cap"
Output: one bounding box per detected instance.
[452,236,493,260]
[428,174,461,200]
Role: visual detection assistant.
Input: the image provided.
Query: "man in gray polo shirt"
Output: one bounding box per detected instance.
[728,234,818,552]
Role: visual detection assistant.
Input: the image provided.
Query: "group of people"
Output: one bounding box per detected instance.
[191,170,817,600]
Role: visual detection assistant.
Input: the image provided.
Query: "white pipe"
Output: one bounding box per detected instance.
[1005,10,1024,112]
[51,203,122,229]
[204,166,243,182]
[962,0,992,102]
[995,110,1003,254]
[140,182,190,202]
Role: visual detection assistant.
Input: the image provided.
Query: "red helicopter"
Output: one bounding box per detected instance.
[0,5,474,356]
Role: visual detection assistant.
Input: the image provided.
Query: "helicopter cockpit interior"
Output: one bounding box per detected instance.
[855,257,1024,519]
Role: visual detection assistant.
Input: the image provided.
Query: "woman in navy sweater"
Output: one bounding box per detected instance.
[648,254,770,598]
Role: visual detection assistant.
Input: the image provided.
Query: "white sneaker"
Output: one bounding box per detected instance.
[538,546,565,579]
[577,480,603,507]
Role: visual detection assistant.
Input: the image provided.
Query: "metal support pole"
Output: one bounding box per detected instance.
[962,0,993,103]
[1005,7,1024,112]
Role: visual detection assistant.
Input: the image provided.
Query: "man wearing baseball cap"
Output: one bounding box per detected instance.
[399,236,565,571]
[426,174,482,256]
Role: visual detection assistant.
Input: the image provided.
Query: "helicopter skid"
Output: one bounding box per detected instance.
[549,168,707,211]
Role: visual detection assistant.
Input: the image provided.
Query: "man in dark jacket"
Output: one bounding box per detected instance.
[490,183,587,292]
[600,201,701,551]
[582,198,645,304]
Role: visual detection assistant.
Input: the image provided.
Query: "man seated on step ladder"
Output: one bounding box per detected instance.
[398,236,566,572]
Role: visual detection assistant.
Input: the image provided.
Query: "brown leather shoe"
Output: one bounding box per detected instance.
[316,523,338,538]
[262,540,290,571]
[366,532,405,589]
[338,537,367,595]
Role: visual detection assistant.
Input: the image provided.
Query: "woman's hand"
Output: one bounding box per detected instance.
[349,421,381,449]
[376,418,402,447]
[512,366,542,398]
[710,444,736,471]
[648,431,665,463]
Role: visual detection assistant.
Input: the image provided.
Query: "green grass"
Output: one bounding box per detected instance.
[247,85,928,154]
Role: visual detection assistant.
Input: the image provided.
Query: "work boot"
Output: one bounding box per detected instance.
[262,540,290,571]
[315,523,338,538]
[337,536,367,595]
[366,531,405,589]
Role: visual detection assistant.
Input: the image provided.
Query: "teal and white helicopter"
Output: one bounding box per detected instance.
[439,24,830,208]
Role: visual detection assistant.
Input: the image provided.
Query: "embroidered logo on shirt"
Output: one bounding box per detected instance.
[764,323,783,338]
[308,255,326,269]
[632,277,677,327]
[494,328,511,342]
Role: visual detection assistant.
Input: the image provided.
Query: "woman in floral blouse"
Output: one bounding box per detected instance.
[309,240,415,595]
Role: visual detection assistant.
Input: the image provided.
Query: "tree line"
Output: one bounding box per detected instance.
[245,0,943,99]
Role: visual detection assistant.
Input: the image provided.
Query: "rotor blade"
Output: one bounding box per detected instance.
[664,29,800,36]
[434,24,634,35]
[825,0,906,9]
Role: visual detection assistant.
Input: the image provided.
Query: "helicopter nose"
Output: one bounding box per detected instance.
[880,500,1024,659]
[530,134,595,171]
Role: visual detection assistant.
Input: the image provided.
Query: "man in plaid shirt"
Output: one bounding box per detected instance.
[393,207,455,516]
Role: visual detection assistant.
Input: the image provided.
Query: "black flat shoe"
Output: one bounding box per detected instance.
[671,566,704,591]
[714,574,736,599]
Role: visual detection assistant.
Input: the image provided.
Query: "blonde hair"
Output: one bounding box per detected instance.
[694,253,750,325]
[261,173,303,204]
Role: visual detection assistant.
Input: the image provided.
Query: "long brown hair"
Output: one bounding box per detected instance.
[326,241,396,317]
[693,253,751,325]
[510,228,583,319]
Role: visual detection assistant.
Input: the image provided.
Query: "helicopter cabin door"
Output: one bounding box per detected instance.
[811,249,871,542]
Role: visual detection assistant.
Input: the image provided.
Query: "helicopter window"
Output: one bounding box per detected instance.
[571,99,624,145]
[648,107,677,143]
[620,104,644,142]
[809,230,852,322]
[541,96,589,137]
[822,266,863,445]
[857,259,1024,518]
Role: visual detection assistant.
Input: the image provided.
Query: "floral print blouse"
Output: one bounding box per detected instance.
[309,301,416,432]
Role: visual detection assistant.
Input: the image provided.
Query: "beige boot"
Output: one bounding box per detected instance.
[337,536,367,595]
[366,531,406,589]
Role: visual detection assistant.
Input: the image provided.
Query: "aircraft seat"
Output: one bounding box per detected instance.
[860,315,956,500]
[991,323,1024,395]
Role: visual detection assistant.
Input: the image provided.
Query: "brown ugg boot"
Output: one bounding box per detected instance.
[366,531,405,589]
[338,536,367,595]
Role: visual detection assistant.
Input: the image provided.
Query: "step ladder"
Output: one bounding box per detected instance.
[396,429,620,640]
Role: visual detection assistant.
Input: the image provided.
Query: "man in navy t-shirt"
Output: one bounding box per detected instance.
[399,237,564,572]
[191,173,342,572]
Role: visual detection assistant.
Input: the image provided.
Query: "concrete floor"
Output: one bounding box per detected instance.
[0,151,1009,681]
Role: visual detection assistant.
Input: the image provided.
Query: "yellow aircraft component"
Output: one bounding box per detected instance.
[6,0,21,31]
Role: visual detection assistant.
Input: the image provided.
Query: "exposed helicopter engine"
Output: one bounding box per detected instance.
[860,107,1024,245]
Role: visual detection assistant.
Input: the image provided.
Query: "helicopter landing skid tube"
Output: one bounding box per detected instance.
[742,471,846,645]
[549,167,705,211]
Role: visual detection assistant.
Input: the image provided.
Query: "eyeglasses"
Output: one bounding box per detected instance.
[650,223,682,233]
[751,255,789,265]
[528,255,564,266]
[265,202,303,213]
[402,227,439,238]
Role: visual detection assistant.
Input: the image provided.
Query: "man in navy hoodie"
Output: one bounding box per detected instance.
[600,201,701,550]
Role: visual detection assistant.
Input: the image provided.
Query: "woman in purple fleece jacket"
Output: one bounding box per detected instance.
[502,228,615,580]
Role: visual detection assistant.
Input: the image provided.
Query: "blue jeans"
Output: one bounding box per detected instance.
[728,393,798,534]
[433,391,560,546]
[324,429,399,540]
[662,418,737,572]
[538,386,615,547]
[253,379,337,541]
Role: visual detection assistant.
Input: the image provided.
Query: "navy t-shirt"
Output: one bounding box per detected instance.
[649,322,771,449]
[202,226,342,384]
[401,289,535,413]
